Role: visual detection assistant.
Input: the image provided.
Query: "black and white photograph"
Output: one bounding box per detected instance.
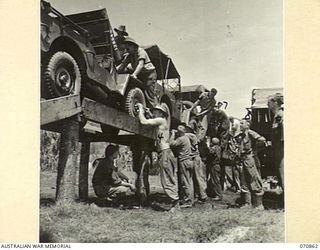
[39,0,284,243]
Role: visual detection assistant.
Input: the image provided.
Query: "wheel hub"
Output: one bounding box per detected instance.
[56,68,73,92]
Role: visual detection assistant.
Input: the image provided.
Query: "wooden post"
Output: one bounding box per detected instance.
[56,116,80,202]
[79,140,90,201]
[131,136,152,205]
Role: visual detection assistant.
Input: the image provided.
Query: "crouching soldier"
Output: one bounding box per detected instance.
[92,144,136,204]
[186,123,208,203]
[238,120,265,209]
[170,123,194,208]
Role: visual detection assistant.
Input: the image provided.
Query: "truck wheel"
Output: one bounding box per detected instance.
[43,51,81,99]
[161,102,171,129]
[125,88,146,117]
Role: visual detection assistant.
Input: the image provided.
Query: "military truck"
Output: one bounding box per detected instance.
[246,88,283,178]
[40,1,182,133]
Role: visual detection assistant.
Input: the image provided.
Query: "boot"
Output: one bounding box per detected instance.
[252,191,264,210]
[240,191,251,208]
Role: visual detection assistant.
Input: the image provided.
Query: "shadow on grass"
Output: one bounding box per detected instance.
[39,226,56,243]
[40,189,284,211]
[263,192,284,210]
[40,198,55,207]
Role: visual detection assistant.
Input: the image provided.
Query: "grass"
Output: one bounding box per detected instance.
[40,170,284,243]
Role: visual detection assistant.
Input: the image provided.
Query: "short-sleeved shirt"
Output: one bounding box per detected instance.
[198,92,216,111]
[92,158,121,189]
[170,135,192,162]
[186,133,200,157]
[128,48,155,73]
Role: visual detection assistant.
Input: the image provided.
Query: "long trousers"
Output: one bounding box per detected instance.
[207,162,223,198]
[192,155,208,200]
[178,158,194,202]
[240,154,263,194]
[158,149,179,201]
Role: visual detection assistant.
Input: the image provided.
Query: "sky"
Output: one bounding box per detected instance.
[49,0,283,118]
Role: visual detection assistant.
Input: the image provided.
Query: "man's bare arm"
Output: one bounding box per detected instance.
[116,53,130,72]
[137,104,164,126]
[132,60,144,78]
[196,108,211,117]
[190,99,200,112]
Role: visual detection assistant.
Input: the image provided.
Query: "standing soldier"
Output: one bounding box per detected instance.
[238,120,265,209]
[190,88,218,117]
[268,93,284,192]
[207,137,223,201]
[221,117,241,192]
[186,123,208,203]
[137,103,179,210]
[170,123,194,208]
[242,119,267,176]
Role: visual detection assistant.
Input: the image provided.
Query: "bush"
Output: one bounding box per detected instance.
[40,131,133,173]
[40,130,60,171]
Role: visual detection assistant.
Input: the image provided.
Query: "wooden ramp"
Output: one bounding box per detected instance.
[41,95,82,126]
[82,98,156,140]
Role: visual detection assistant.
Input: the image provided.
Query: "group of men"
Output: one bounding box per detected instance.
[92,83,284,211]
[136,89,267,210]
[92,25,284,211]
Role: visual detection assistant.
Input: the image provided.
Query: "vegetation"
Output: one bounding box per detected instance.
[40,171,284,243]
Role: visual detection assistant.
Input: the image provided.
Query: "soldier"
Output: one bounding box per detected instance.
[207,137,223,201]
[242,119,267,176]
[210,107,230,149]
[114,25,128,47]
[268,93,284,191]
[190,88,218,117]
[221,117,242,192]
[117,37,158,108]
[113,25,129,63]
[92,144,136,203]
[137,103,179,210]
[238,120,265,209]
[185,123,208,203]
[170,123,194,207]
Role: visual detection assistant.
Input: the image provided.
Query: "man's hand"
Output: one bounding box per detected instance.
[131,74,138,79]
[136,103,144,113]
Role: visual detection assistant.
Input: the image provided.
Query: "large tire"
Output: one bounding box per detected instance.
[125,87,146,117]
[43,51,81,99]
[161,102,171,129]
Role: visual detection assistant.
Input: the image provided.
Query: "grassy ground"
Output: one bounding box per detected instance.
[40,170,284,243]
